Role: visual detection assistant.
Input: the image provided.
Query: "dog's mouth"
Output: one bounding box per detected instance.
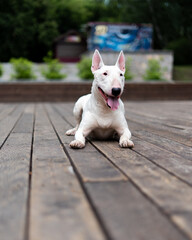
[98,87,120,111]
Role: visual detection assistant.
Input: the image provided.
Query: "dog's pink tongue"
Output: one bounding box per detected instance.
[107,97,119,110]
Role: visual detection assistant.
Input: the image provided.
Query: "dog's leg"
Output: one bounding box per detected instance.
[65,97,84,136]
[69,127,91,149]
[69,127,86,149]
[118,128,134,148]
[115,118,134,148]
[66,125,79,136]
[70,118,96,149]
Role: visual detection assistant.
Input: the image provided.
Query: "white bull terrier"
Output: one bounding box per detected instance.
[66,50,134,149]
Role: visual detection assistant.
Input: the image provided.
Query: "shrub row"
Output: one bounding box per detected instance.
[0,52,66,81]
[0,55,166,81]
[77,57,166,81]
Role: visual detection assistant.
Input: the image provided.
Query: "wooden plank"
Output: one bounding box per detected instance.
[0,104,26,147]
[13,104,35,133]
[45,103,126,182]
[125,112,192,147]
[123,102,192,161]
[132,128,192,161]
[130,136,192,185]
[125,101,192,117]
[0,105,34,240]
[0,103,9,115]
[55,102,192,237]
[125,101,192,129]
[125,109,192,137]
[90,141,192,239]
[30,104,105,240]
[0,104,17,121]
[0,103,6,110]
[85,181,188,240]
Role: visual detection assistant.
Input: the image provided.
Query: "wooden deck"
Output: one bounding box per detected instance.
[0,101,192,240]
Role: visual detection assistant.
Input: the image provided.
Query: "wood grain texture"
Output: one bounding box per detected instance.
[0,103,16,121]
[55,101,192,239]
[13,104,35,133]
[86,181,188,240]
[1,101,192,240]
[125,102,192,147]
[0,105,34,240]
[92,141,192,238]
[30,104,105,240]
[132,129,192,161]
[0,104,25,147]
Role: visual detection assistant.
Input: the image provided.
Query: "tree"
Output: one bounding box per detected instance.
[0,0,59,61]
[0,0,98,61]
[0,0,192,64]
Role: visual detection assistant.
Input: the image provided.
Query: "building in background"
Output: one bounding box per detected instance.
[87,22,153,52]
[54,30,86,62]
[53,23,173,81]
[54,23,153,62]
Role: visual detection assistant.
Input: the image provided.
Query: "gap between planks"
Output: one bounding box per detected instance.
[0,104,35,240]
[53,103,192,186]
[29,104,107,240]
[0,104,26,150]
[51,102,192,239]
[47,103,190,239]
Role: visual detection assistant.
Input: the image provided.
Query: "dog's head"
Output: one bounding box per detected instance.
[91,50,125,111]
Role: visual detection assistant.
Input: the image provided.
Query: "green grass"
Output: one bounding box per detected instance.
[173,65,192,81]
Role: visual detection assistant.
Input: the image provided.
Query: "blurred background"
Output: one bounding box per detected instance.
[0,0,192,81]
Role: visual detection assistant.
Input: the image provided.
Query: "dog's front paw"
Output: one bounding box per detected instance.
[66,128,76,136]
[119,139,134,148]
[70,140,85,149]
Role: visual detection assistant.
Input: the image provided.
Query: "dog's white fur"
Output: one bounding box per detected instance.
[66,50,134,149]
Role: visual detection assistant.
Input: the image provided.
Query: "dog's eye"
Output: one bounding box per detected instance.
[120,73,123,77]
[103,72,107,76]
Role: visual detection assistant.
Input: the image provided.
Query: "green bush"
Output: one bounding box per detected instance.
[143,59,164,81]
[124,57,133,80]
[77,57,93,80]
[10,58,35,80]
[42,51,66,80]
[0,65,3,77]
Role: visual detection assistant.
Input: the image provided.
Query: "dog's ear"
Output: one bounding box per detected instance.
[91,49,104,73]
[116,51,125,73]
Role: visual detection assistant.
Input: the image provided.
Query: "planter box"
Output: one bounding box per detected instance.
[0,82,191,102]
[84,51,174,81]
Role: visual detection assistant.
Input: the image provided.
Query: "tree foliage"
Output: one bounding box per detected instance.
[0,0,59,61]
[0,0,192,64]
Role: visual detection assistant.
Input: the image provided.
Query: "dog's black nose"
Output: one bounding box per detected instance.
[112,88,121,97]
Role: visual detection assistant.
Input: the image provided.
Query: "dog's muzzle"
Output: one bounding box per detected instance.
[98,87,120,111]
